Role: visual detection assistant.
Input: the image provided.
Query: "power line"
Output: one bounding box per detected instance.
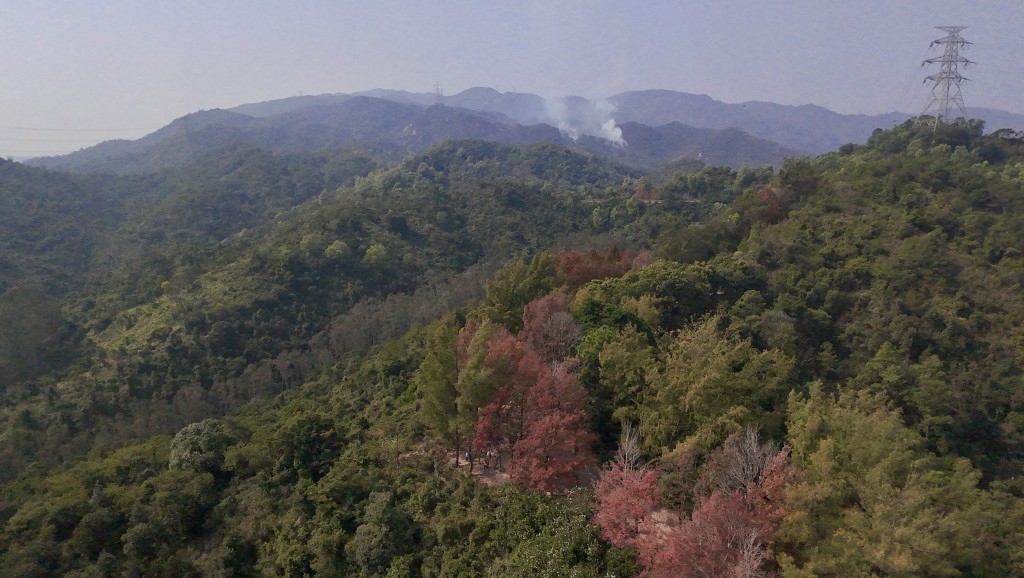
[0,124,152,157]
[0,124,153,132]
[2,150,81,155]
[892,43,936,115]
[0,137,106,143]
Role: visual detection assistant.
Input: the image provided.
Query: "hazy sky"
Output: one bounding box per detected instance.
[1,1,1020,157]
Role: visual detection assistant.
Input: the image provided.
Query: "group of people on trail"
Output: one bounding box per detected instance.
[460,448,501,474]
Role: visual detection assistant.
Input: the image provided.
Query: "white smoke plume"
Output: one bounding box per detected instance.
[544,97,627,147]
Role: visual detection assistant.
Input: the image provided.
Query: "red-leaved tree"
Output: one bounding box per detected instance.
[556,247,651,290]
[508,363,596,491]
[473,333,544,459]
[593,425,660,547]
[637,490,771,578]
[596,427,796,578]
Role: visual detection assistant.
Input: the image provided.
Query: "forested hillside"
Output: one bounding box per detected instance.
[0,146,383,294]
[1,141,667,476]
[0,145,384,399]
[2,120,1024,577]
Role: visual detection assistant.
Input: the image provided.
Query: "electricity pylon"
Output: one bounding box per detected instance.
[921,26,973,126]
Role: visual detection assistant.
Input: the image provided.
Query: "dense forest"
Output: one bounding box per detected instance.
[1,119,1023,577]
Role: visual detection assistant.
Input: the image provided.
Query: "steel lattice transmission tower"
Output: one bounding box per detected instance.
[433,82,445,106]
[921,26,974,126]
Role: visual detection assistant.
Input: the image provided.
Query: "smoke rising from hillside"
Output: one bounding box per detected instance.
[544,98,627,146]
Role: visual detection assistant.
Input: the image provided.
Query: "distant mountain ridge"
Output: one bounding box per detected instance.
[230,87,1024,153]
[31,86,1021,175]
[610,90,912,153]
[30,93,797,174]
[30,99,567,174]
